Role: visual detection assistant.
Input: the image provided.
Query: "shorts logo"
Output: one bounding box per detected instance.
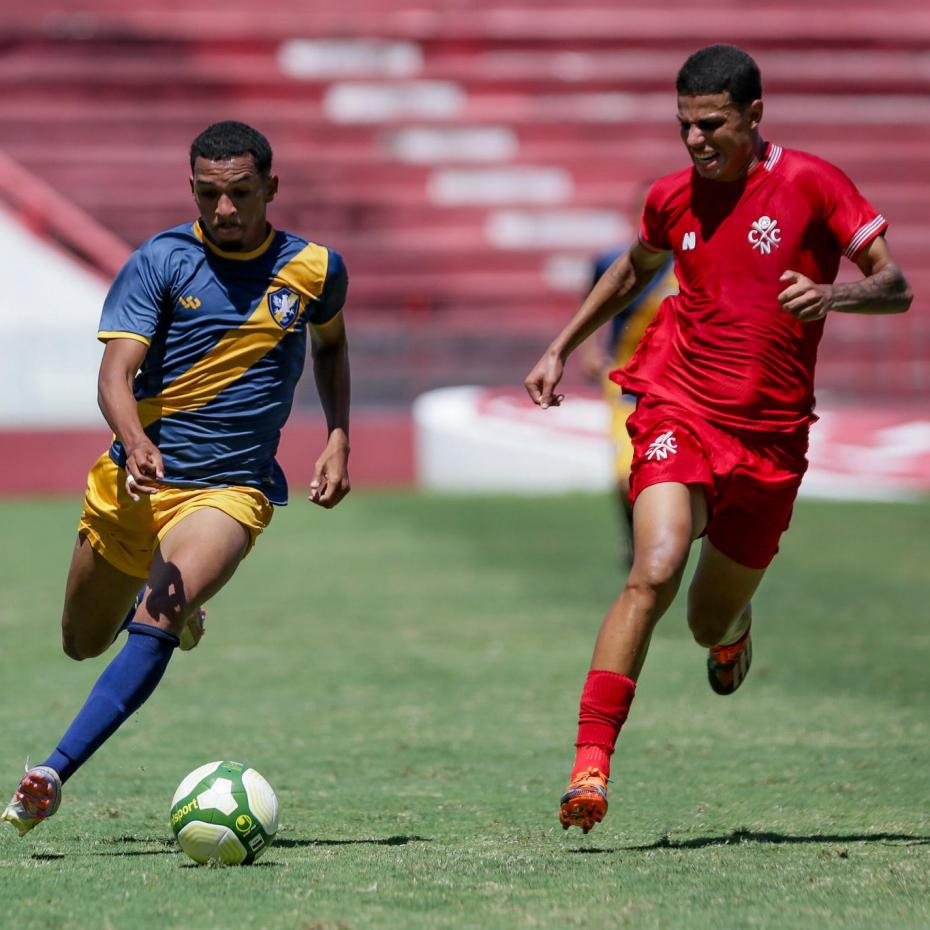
[645,430,678,461]
[748,215,781,254]
[268,288,301,328]
[178,295,201,309]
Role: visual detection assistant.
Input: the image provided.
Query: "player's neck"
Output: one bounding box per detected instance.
[734,136,768,181]
[743,137,767,176]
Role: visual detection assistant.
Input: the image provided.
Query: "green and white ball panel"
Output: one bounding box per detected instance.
[176,822,248,866]
[241,767,279,834]
[172,761,225,805]
[170,761,278,865]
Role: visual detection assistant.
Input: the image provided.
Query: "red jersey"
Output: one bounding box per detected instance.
[615,143,887,434]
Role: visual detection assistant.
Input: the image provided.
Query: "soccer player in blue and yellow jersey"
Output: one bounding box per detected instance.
[2,121,352,835]
[579,246,676,566]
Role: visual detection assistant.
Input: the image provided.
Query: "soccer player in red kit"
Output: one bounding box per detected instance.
[524,44,912,833]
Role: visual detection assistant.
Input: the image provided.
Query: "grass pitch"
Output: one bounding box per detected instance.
[0,492,928,930]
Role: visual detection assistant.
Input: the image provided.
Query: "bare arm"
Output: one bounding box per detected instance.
[308,312,351,508]
[778,236,913,323]
[524,242,671,407]
[98,338,162,500]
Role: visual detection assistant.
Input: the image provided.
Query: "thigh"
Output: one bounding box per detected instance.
[629,480,708,588]
[62,534,147,656]
[688,537,765,632]
[137,507,251,637]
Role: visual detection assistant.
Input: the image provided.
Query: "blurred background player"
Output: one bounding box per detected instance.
[2,121,352,837]
[578,237,676,567]
[524,44,912,834]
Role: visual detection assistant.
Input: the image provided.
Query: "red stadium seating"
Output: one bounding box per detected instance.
[0,0,926,405]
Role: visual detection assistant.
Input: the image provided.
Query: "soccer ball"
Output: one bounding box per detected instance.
[170,761,279,865]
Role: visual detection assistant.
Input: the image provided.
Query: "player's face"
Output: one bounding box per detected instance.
[677,93,763,182]
[191,155,278,251]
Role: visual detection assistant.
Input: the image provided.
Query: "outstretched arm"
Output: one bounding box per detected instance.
[308,312,351,508]
[98,338,162,500]
[778,236,913,323]
[524,242,671,408]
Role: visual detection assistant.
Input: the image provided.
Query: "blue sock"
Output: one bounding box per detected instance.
[43,624,179,784]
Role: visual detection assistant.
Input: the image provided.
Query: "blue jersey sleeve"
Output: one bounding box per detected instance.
[98,245,166,344]
[307,249,348,326]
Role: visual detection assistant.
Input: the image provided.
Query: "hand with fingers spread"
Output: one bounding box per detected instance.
[123,437,164,501]
[778,270,831,322]
[308,432,351,509]
[524,351,567,410]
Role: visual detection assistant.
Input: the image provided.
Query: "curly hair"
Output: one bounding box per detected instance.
[189,121,273,174]
[676,45,762,106]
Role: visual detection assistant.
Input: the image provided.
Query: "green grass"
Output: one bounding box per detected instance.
[0,492,928,930]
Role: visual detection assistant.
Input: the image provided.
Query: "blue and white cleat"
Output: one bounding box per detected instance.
[2,764,62,836]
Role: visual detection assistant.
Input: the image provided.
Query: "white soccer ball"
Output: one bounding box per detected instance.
[169,761,279,865]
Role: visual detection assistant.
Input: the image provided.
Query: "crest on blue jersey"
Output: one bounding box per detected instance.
[267,288,301,329]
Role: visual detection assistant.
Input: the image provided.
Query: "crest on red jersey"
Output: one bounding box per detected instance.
[748,216,781,255]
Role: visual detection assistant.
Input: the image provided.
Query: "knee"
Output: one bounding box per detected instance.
[626,544,687,604]
[62,636,88,661]
[61,628,107,662]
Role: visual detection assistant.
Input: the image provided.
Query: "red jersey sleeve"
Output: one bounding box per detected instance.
[639,181,673,253]
[809,157,887,259]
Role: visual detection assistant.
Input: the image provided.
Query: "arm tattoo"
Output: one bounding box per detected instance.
[829,264,913,315]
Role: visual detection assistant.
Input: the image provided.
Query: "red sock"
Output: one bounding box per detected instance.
[570,669,637,781]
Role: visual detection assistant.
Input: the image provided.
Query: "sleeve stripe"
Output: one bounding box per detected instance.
[97,331,151,346]
[843,215,887,258]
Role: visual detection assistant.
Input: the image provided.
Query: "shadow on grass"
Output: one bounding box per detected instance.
[31,853,66,861]
[275,835,431,848]
[92,835,176,857]
[179,860,280,869]
[623,829,930,851]
[89,834,430,858]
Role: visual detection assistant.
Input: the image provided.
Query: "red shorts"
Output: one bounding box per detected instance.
[626,396,809,570]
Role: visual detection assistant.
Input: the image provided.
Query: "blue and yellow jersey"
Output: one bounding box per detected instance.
[592,249,676,368]
[98,220,348,506]
[592,248,677,479]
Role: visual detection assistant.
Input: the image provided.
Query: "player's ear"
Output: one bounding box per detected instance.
[748,99,763,129]
[264,174,279,204]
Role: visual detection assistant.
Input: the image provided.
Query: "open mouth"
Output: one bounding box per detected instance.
[693,151,720,170]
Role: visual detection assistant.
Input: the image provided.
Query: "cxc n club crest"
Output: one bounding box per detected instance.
[267,288,301,329]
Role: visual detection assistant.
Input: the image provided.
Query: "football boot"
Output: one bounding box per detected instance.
[707,624,753,695]
[1,764,62,837]
[559,767,608,833]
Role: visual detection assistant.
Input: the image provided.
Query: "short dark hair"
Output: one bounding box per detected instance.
[189,121,273,174]
[676,45,762,107]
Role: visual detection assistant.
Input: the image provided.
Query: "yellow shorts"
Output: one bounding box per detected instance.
[605,376,637,480]
[77,453,274,579]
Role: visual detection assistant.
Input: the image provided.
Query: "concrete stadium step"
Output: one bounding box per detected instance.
[3,3,930,47]
[2,41,929,97]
